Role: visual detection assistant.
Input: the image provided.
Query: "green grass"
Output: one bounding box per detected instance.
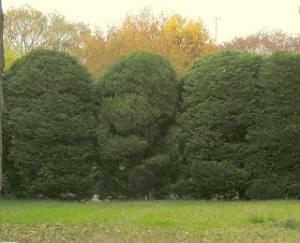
[1,200,300,242]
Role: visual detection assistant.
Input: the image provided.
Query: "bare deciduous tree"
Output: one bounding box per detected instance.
[4,5,90,55]
[222,30,300,54]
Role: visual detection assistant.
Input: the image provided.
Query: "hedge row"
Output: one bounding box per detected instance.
[2,49,300,200]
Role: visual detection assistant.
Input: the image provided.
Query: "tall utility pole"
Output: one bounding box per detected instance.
[0,0,4,194]
[214,17,221,43]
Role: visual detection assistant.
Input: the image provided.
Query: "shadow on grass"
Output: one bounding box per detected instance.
[248,215,266,224]
[248,215,300,229]
[273,218,300,229]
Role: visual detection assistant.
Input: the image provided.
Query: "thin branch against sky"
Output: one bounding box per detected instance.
[3,0,300,43]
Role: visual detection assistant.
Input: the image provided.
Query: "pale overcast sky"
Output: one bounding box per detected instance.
[3,0,300,43]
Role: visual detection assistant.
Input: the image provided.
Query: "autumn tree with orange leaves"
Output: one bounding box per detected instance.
[75,9,216,78]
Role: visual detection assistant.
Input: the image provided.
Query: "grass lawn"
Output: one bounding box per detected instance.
[1,200,300,242]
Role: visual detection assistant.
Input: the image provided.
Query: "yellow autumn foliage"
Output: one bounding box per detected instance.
[75,9,217,78]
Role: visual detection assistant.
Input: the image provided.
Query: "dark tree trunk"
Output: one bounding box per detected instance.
[0,0,4,194]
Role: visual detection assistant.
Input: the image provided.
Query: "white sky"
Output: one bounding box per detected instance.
[3,0,300,43]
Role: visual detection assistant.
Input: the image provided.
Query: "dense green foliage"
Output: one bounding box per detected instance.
[246,52,300,199]
[2,49,299,200]
[175,161,248,199]
[95,51,179,198]
[3,50,96,198]
[175,51,262,199]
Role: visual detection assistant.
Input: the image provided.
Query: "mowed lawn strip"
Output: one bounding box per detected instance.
[1,200,300,242]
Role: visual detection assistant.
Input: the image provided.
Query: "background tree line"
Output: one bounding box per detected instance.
[3,5,216,77]
[5,6,300,78]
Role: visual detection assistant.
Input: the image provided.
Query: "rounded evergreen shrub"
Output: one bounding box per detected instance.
[179,51,262,163]
[4,49,96,198]
[95,51,179,197]
[175,51,262,198]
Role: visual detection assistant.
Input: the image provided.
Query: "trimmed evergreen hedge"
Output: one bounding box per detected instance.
[95,51,179,198]
[2,50,300,200]
[4,49,96,198]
